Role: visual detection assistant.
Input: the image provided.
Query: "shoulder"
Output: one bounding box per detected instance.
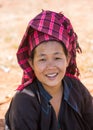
[5,80,41,130]
[64,77,93,114]
[63,76,93,106]
[11,81,40,113]
[64,76,90,94]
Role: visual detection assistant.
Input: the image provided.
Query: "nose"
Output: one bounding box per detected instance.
[46,59,56,69]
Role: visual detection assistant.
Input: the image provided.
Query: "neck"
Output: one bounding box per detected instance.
[43,83,63,97]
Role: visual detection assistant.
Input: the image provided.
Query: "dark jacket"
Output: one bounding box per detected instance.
[5,76,93,130]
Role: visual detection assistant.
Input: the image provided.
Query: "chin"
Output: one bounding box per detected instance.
[44,81,61,88]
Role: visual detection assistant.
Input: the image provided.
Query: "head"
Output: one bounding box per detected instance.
[17,10,81,90]
[28,40,70,89]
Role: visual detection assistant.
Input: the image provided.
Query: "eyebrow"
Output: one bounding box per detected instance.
[54,52,63,55]
[38,52,63,57]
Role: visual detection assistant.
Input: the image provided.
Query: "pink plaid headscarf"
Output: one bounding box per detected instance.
[17,10,81,90]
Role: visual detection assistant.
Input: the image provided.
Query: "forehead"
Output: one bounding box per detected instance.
[35,41,64,55]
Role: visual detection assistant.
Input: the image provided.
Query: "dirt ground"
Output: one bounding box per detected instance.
[0,0,93,129]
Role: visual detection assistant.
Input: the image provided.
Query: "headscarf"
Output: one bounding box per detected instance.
[17,10,82,90]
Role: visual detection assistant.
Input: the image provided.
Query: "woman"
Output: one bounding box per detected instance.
[5,10,93,130]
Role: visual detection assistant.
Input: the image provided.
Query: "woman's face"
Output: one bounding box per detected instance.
[29,41,70,89]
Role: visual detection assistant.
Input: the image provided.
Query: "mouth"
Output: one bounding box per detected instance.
[45,73,58,79]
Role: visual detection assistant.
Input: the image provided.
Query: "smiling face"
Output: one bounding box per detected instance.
[29,41,70,91]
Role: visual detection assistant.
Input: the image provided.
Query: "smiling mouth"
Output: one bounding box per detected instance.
[46,73,58,78]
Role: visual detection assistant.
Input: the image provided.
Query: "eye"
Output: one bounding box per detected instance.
[55,57,62,60]
[39,58,46,61]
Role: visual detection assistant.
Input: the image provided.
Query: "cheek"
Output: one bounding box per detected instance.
[33,62,46,73]
[56,59,68,68]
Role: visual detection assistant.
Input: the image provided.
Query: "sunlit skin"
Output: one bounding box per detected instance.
[29,41,70,96]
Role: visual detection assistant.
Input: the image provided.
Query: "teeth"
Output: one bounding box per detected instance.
[47,73,57,77]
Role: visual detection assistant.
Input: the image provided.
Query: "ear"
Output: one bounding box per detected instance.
[28,58,34,70]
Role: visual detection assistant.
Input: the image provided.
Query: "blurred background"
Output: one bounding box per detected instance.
[0,0,93,126]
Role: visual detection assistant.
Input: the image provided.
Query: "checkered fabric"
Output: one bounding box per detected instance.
[16,10,81,90]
